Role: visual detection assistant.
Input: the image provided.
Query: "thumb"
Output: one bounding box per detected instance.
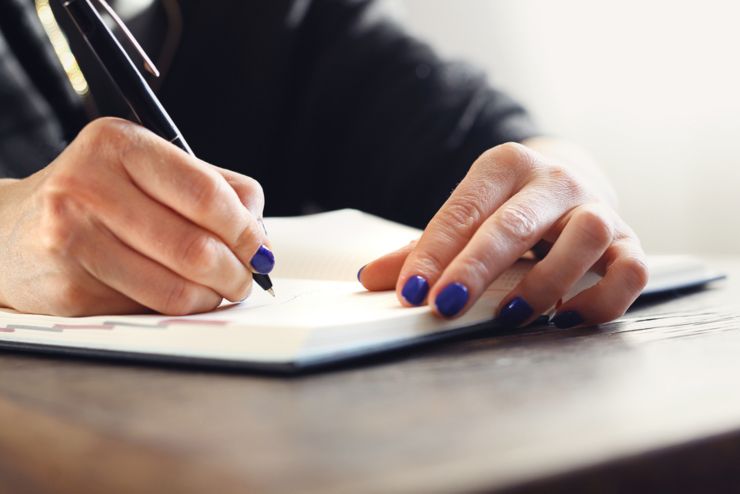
[358,240,418,291]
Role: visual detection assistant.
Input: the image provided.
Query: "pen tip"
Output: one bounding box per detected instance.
[267,288,276,298]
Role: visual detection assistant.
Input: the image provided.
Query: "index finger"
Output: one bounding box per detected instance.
[395,143,535,307]
[108,120,272,273]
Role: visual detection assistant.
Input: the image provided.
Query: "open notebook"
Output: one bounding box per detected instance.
[0,210,725,372]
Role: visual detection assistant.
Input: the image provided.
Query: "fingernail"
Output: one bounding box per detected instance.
[551,311,584,329]
[250,245,275,274]
[357,265,366,282]
[435,283,469,318]
[497,297,534,328]
[401,275,430,306]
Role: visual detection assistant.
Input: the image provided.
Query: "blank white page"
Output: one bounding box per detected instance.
[264,209,421,281]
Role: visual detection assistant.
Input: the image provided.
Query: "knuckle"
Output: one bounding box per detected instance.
[229,277,253,302]
[79,117,137,155]
[494,203,539,247]
[497,141,530,159]
[161,279,197,316]
[411,247,447,277]
[455,255,494,286]
[541,165,583,198]
[437,199,485,236]
[543,164,573,183]
[483,141,527,163]
[476,148,499,171]
[482,142,537,173]
[189,173,226,214]
[83,116,123,134]
[233,221,262,258]
[47,281,88,317]
[240,176,264,199]
[38,189,78,257]
[618,256,650,293]
[42,166,102,212]
[43,170,81,195]
[589,256,649,325]
[178,233,220,277]
[217,170,265,213]
[575,206,614,246]
[241,177,266,215]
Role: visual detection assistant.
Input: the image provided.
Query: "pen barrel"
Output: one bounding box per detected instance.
[63,0,192,155]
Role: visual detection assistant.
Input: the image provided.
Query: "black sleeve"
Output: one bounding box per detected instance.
[159,0,540,228]
[281,0,540,227]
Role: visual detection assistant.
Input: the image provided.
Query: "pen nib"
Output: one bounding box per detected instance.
[267,288,276,298]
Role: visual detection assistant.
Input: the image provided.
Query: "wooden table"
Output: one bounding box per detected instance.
[2,259,740,493]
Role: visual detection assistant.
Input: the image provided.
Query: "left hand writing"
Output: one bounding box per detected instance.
[358,140,648,329]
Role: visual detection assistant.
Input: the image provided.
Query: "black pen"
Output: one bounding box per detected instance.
[62,0,274,297]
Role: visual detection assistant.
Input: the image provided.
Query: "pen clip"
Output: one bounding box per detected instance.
[93,0,160,78]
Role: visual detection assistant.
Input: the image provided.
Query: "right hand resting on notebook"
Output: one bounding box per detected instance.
[0,118,272,316]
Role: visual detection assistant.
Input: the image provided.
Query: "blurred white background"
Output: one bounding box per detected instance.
[394,0,740,255]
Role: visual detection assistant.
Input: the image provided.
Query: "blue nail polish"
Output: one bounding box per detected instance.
[401,275,429,306]
[250,245,275,274]
[497,297,534,328]
[435,283,469,318]
[357,265,366,282]
[551,311,584,329]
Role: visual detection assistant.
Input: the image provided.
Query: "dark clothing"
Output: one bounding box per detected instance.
[0,0,71,179]
[0,0,539,227]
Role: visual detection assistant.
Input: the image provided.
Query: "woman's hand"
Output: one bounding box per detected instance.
[359,139,648,329]
[0,117,273,316]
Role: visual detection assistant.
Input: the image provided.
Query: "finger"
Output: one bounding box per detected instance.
[429,181,578,319]
[79,218,225,315]
[589,220,641,276]
[396,143,537,307]
[212,165,265,218]
[91,176,252,303]
[359,241,417,291]
[494,203,615,328]
[32,263,145,317]
[550,239,649,328]
[100,120,271,273]
[212,165,272,249]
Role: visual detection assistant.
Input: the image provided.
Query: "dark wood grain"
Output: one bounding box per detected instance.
[0,259,738,493]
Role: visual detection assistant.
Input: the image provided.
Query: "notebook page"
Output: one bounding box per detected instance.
[264,210,421,281]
